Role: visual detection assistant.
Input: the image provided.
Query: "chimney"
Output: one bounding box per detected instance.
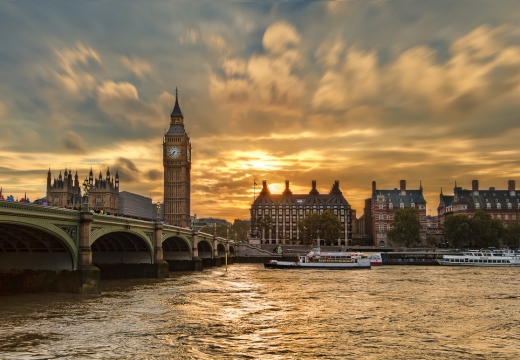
[372,181,376,193]
[335,180,339,188]
[508,180,515,191]
[400,180,406,195]
[283,180,292,195]
[310,180,319,194]
[489,187,495,191]
[261,180,269,194]
[472,180,479,191]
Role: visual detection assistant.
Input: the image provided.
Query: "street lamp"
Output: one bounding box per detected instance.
[82,177,91,212]
[156,201,161,221]
[213,223,217,236]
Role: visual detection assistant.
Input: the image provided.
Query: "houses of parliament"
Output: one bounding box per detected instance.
[45,90,192,227]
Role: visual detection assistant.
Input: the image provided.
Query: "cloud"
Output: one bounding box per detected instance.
[209,21,305,117]
[121,56,152,79]
[97,81,164,128]
[62,131,87,153]
[262,21,300,55]
[313,25,520,122]
[0,100,5,121]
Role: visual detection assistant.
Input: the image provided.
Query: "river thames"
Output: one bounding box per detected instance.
[1,264,519,359]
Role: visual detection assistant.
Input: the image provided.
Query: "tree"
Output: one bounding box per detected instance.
[443,214,472,248]
[199,224,228,238]
[426,235,437,248]
[230,220,250,242]
[318,210,343,245]
[386,207,421,247]
[472,210,503,248]
[297,212,321,245]
[250,215,272,239]
[503,223,520,249]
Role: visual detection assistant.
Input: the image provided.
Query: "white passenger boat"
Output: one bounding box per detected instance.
[438,249,520,267]
[264,247,371,270]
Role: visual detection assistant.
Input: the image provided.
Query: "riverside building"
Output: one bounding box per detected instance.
[250,180,353,245]
[371,180,427,247]
[437,180,520,228]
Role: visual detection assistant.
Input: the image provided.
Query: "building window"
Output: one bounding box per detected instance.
[378,204,383,209]
[508,203,512,209]
[497,214,501,220]
[497,203,501,209]
[389,203,393,209]
[513,215,517,220]
[487,203,491,209]
[400,203,404,209]
[505,215,509,220]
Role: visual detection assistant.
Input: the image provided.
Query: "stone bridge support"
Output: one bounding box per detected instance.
[154,222,169,278]
[191,230,202,271]
[213,235,222,267]
[75,211,100,294]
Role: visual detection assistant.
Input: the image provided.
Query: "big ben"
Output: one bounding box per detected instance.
[163,89,191,227]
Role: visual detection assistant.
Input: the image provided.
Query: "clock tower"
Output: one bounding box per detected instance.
[163,89,191,227]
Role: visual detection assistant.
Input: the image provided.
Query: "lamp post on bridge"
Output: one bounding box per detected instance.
[82,177,91,212]
[156,201,161,221]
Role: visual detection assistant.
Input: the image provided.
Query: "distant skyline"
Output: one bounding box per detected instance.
[2,1,520,221]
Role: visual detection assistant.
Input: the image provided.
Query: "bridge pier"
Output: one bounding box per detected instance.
[76,211,100,294]
[153,222,169,278]
[191,230,203,271]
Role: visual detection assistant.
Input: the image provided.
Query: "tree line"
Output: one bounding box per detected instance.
[443,210,520,249]
[386,207,520,249]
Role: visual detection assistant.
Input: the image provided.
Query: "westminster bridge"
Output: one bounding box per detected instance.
[0,200,237,294]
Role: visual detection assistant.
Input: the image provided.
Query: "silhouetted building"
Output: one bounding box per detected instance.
[250,180,353,245]
[46,168,82,208]
[87,167,119,214]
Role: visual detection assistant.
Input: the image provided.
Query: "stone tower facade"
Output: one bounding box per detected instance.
[87,167,120,214]
[163,89,191,227]
[46,168,82,208]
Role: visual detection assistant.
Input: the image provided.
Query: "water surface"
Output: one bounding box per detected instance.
[1,264,519,359]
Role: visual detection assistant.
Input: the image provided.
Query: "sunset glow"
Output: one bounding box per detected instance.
[2,1,520,221]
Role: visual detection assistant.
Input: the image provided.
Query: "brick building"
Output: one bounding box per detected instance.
[371,180,427,247]
[250,180,353,245]
[438,180,520,227]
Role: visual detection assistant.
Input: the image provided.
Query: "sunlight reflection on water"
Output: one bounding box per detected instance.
[1,265,520,359]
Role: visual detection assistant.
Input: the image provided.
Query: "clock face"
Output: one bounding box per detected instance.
[168,146,181,159]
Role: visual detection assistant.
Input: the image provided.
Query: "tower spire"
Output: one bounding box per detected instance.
[170,87,184,119]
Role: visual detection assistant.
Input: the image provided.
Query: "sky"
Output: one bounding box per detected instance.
[1,0,520,221]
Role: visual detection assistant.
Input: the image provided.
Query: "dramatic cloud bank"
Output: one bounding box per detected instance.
[1,1,520,220]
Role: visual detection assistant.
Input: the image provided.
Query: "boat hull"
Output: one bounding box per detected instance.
[437,260,520,267]
[264,261,371,270]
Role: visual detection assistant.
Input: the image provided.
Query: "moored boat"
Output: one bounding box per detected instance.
[264,247,371,270]
[438,249,520,267]
[368,253,383,266]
